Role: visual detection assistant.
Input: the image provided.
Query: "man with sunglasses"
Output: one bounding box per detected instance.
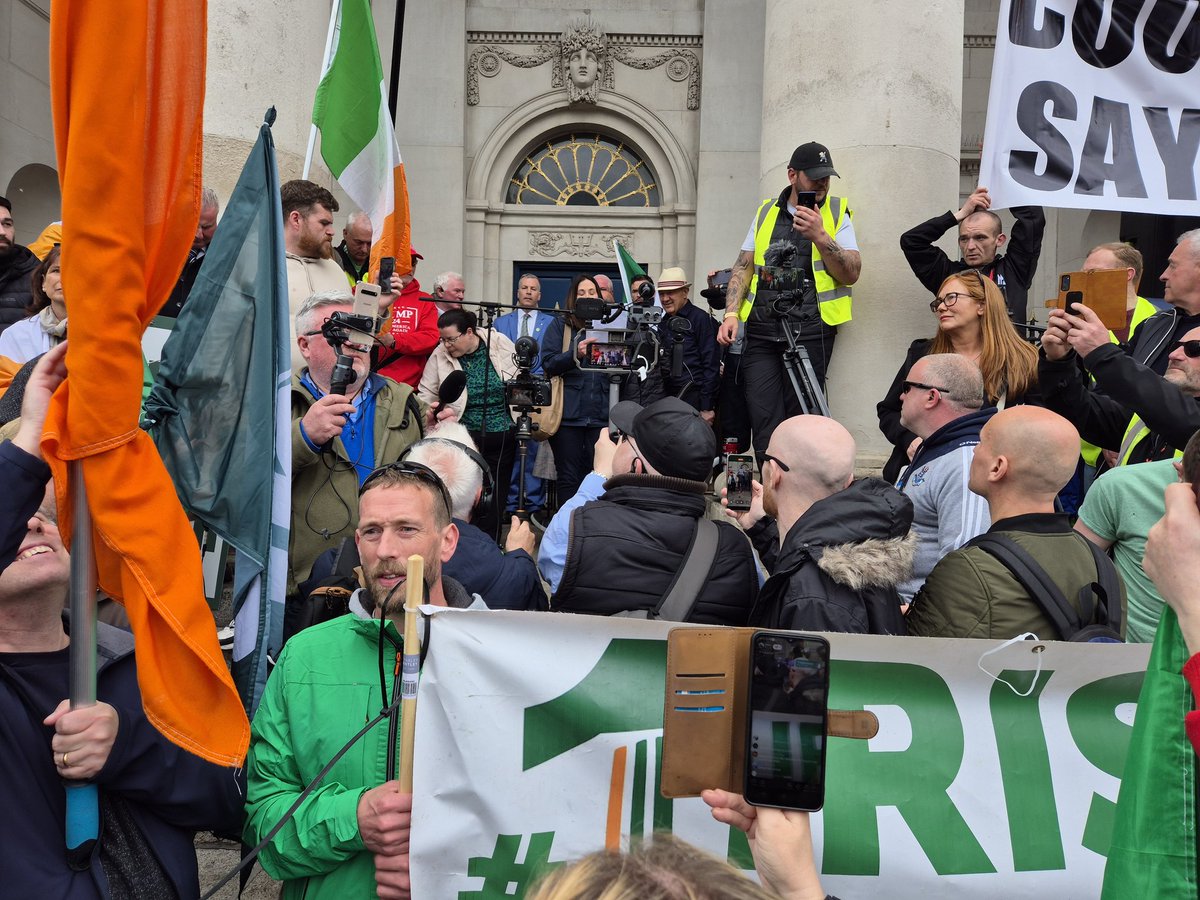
[246,460,483,900]
[900,185,1045,323]
[894,354,994,602]
[723,415,913,635]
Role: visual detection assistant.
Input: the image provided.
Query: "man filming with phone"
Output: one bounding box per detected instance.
[716,142,860,458]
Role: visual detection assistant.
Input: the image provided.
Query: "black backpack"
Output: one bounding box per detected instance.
[966,532,1124,642]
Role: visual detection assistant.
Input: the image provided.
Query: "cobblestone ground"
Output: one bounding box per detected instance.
[196,833,280,898]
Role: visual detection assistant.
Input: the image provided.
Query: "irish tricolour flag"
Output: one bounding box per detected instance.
[312,0,411,278]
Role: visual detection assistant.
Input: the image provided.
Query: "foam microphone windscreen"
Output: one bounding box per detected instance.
[438,369,468,407]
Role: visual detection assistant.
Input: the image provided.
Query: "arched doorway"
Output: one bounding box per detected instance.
[5,164,61,245]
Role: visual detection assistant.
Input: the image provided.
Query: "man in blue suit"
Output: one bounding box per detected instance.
[495,274,552,514]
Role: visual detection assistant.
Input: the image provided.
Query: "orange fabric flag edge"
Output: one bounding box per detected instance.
[45,0,248,766]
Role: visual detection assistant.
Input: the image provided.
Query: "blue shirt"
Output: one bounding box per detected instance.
[299,371,381,485]
[538,471,606,593]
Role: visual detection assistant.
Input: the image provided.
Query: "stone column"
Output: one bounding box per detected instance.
[758,0,964,466]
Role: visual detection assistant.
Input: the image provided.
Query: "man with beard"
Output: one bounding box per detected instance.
[0,196,41,334]
[724,414,915,634]
[246,462,486,900]
[283,180,351,369]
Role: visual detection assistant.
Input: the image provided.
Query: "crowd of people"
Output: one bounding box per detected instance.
[2,127,1200,896]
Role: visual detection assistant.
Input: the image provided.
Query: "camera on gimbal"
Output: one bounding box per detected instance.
[759,241,818,319]
[573,284,662,375]
[504,335,553,411]
[321,310,378,397]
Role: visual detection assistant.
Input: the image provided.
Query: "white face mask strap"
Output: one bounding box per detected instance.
[977,632,1045,697]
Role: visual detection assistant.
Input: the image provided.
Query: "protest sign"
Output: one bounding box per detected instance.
[981,0,1200,215]
[410,609,1151,898]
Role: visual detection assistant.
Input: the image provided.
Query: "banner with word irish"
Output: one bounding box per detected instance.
[409,609,1150,898]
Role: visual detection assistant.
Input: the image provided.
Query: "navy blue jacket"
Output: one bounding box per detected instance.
[658,301,721,411]
[541,319,610,427]
[444,518,548,611]
[0,440,245,897]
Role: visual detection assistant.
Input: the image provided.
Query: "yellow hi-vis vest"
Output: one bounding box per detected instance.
[738,195,853,326]
[1079,297,1161,466]
[1116,413,1184,467]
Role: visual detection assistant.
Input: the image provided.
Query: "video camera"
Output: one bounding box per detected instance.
[572,280,663,376]
[504,336,553,411]
[320,310,378,397]
[759,240,817,317]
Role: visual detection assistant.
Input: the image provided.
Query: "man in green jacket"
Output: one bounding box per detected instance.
[246,462,483,899]
[907,406,1125,639]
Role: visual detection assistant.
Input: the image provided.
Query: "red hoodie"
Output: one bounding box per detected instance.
[376,277,439,388]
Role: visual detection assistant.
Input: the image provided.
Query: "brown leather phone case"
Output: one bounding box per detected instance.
[660,627,878,798]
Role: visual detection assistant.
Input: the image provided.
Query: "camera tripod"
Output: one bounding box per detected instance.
[773,298,830,418]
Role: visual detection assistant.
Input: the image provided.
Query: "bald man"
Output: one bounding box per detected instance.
[725,415,915,634]
[907,407,1125,639]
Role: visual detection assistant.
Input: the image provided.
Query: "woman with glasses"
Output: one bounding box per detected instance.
[0,245,66,364]
[877,270,1039,483]
[542,274,612,504]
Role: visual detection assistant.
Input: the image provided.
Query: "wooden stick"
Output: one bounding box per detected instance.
[397,554,424,792]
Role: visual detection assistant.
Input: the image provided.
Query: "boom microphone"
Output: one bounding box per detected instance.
[668,317,691,379]
[763,239,800,269]
[513,336,540,369]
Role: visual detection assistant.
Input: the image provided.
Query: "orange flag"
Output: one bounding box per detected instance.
[43,0,249,765]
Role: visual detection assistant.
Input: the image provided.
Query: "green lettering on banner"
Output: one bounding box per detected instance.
[522,639,667,770]
[824,662,996,876]
[990,669,1066,871]
[1065,671,1144,857]
[461,832,559,899]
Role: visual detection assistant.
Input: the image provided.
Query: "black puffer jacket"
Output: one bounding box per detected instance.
[747,478,916,635]
[553,474,759,624]
[0,245,39,332]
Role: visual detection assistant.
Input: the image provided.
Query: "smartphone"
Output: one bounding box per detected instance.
[350,281,381,345]
[582,342,632,369]
[1045,269,1126,329]
[725,453,755,511]
[795,191,817,210]
[377,256,395,291]
[745,631,830,811]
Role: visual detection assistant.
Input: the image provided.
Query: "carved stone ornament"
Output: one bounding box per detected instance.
[528,231,635,258]
[467,27,702,110]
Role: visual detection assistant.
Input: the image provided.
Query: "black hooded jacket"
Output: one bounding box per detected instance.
[747,478,916,634]
[0,244,39,331]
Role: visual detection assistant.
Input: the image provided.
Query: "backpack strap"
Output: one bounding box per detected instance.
[652,518,720,622]
[1081,537,1123,635]
[966,533,1081,641]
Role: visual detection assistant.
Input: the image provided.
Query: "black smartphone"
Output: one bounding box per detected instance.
[796,191,817,210]
[725,454,755,510]
[745,631,830,811]
[377,256,395,290]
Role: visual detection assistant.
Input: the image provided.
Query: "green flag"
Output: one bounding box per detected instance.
[613,239,649,304]
[144,114,290,713]
[1101,607,1198,898]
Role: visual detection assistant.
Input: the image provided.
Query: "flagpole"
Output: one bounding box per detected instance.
[302,0,343,179]
[395,554,423,791]
[65,460,99,865]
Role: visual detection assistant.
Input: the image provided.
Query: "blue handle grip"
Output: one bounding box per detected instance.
[65,782,99,865]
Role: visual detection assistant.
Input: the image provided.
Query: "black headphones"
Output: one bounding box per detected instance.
[401,439,494,511]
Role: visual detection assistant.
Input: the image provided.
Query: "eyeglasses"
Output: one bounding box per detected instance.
[440,332,466,346]
[902,380,950,395]
[1169,339,1200,358]
[761,452,790,472]
[929,292,969,313]
[358,460,454,519]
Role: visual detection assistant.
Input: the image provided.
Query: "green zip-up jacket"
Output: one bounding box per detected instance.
[244,610,404,898]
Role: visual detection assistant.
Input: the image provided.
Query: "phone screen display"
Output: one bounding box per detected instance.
[583,342,632,369]
[726,454,755,510]
[745,632,830,811]
[796,191,817,210]
[377,256,395,289]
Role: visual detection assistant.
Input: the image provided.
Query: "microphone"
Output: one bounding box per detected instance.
[763,239,799,269]
[513,336,539,369]
[668,317,691,379]
[435,369,467,413]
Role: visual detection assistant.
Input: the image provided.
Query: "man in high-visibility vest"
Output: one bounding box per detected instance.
[1040,230,1200,467]
[716,142,861,459]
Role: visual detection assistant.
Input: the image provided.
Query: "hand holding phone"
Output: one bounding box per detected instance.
[746,632,830,811]
[725,454,755,511]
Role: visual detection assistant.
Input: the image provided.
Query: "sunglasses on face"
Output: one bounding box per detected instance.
[1169,339,1200,359]
[902,380,950,395]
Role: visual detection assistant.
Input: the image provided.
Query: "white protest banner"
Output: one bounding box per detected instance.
[980,0,1200,215]
[409,609,1150,899]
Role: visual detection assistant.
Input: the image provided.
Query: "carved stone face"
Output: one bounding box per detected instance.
[568,47,599,88]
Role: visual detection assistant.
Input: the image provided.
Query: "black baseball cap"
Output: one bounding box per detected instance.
[609,397,716,481]
[789,142,838,179]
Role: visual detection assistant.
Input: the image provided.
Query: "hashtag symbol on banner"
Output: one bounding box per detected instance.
[460,832,559,898]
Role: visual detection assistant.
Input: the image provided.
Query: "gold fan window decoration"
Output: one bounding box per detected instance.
[507,133,660,207]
